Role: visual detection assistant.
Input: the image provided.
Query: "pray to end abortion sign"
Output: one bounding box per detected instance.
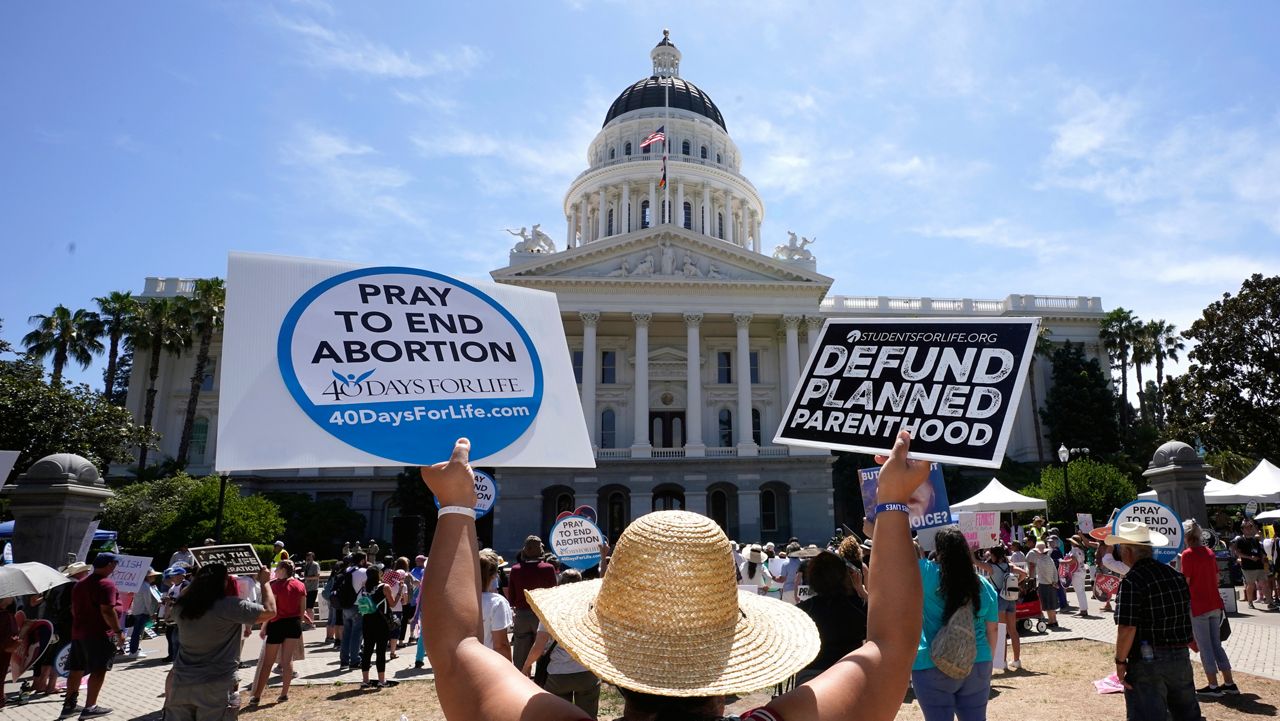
[775,318,1040,468]
[216,252,594,471]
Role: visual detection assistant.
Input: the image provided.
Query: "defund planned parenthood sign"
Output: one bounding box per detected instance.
[775,318,1040,468]
[216,253,594,470]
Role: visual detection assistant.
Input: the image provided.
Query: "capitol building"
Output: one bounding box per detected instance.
[125,33,1107,553]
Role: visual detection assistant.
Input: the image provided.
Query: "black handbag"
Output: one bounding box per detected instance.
[1220,614,1231,642]
[533,640,558,687]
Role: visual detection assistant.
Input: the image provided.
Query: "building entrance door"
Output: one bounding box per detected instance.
[649,411,686,448]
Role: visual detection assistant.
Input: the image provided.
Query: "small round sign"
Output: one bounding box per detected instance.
[549,514,605,570]
[1113,499,1184,564]
[433,470,499,518]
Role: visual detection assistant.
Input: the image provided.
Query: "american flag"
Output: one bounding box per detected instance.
[640,126,666,148]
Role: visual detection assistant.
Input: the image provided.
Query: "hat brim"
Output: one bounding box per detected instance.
[791,548,822,559]
[528,579,819,697]
[1102,532,1170,547]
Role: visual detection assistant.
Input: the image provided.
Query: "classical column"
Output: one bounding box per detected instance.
[566,211,574,249]
[725,194,735,245]
[783,315,802,394]
[621,183,631,233]
[702,185,711,235]
[648,180,656,228]
[578,198,588,246]
[677,181,685,229]
[597,188,607,239]
[751,213,761,253]
[733,313,757,454]
[632,312,652,455]
[684,313,705,456]
[580,311,600,447]
[664,168,671,224]
[805,316,822,348]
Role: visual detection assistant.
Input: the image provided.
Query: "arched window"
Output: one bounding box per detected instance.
[652,483,685,511]
[717,213,724,239]
[700,145,708,159]
[610,147,616,160]
[607,209,614,236]
[625,141,632,156]
[190,417,209,463]
[760,488,778,532]
[716,153,722,164]
[707,482,738,537]
[718,408,733,447]
[641,200,651,228]
[682,140,691,156]
[752,408,762,446]
[600,409,616,448]
[682,201,692,229]
[598,485,631,543]
[759,482,792,540]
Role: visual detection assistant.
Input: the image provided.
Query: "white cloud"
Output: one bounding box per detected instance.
[281,125,424,230]
[1048,86,1137,164]
[274,15,483,79]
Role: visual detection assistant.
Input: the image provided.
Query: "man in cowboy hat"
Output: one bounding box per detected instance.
[1108,521,1200,721]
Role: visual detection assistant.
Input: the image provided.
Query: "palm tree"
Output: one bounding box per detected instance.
[134,296,192,470]
[94,291,138,402]
[177,278,225,467]
[1026,326,1054,463]
[22,305,104,384]
[1148,319,1184,428]
[1099,308,1138,427]
[1130,321,1155,425]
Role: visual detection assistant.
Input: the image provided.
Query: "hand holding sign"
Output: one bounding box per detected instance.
[873,431,933,506]
[421,438,477,508]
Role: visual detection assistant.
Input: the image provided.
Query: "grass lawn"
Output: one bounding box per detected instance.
[240,640,1279,720]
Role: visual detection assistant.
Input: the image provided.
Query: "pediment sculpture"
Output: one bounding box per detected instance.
[773,231,815,261]
[506,224,557,254]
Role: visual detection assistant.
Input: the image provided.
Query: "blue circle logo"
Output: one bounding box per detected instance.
[277,267,542,466]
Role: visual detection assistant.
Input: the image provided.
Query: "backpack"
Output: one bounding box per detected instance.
[930,602,977,679]
[336,569,358,609]
[995,563,1020,602]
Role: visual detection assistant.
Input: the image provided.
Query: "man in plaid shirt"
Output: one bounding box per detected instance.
[1109,521,1201,721]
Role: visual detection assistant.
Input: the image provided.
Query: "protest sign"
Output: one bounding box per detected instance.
[795,585,815,603]
[0,451,18,491]
[76,521,100,563]
[107,554,153,595]
[775,318,1040,468]
[958,511,1000,549]
[433,470,499,518]
[1076,514,1094,534]
[1094,573,1121,598]
[549,514,604,570]
[216,252,593,471]
[860,463,951,530]
[192,544,263,575]
[1113,500,1184,564]
[1245,501,1257,518]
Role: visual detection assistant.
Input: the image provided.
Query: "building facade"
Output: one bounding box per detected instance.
[124,34,1107,553]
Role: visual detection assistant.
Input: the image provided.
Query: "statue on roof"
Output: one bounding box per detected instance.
[506,224,556,254]
[773,231,816,262]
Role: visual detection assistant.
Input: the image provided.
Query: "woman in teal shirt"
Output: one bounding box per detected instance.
[913,527,999,720]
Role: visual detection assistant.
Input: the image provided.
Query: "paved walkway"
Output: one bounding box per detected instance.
[4,596,1277,720]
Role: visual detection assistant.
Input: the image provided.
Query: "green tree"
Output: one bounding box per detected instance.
[1099,307,1139,428]
[265,492,367,559]
[1130,321,1155,425]
[1039,340,1121,457]
[1147,319,1184,428]
[103,349,132,406]
[0,357,156,484]
[22,305,104,385]
[1023,458,1137,526]
[1164,274,1280,461]
[93,291,138,402]
[177,279,225,467]
[133,297,192,470]
[1205,450,1255,483]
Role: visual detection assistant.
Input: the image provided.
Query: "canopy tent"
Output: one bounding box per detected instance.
[1138,478,1262,504]
[0,520,117,542]
[1255,508,1280,522]
[951,478,1048,513]
[1232,459,1280,502]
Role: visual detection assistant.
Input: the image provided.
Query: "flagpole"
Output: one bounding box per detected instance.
[663,74,670,224]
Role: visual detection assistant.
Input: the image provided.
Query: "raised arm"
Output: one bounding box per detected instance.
[254,567,278,624]
[768,430,930,721]
[421,439,587,721]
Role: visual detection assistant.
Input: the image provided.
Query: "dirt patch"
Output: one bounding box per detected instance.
[241,640,1279,720]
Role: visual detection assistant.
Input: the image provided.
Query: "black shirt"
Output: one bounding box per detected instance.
[796,593,867,673]
[1115,557,1192,658]
[1233,535,1265,570]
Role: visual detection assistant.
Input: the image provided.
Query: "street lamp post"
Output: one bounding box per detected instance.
[1058,444,1090,531]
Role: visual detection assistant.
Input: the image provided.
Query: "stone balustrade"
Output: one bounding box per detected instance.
[819,294,1104,316]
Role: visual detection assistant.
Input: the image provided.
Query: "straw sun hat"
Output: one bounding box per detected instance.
[526,510,819,697]
[1103,521,1169,547]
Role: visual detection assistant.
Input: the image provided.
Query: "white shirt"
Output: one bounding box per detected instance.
[1027,550,1057,584]
[738,561,773,589]
[1101,552,1130,576]
[480,591,513,650]
[1010,550,1026,564]
[537,620,589,675]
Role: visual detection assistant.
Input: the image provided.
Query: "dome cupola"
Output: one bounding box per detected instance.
[602,31,727,131]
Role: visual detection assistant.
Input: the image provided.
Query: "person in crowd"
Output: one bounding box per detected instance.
[324,556,347,648]
[160,566,189,662]
[976,544,1028,671]
[1026,541,1060,627]
[249,559,307,705]
[1099,540,1131,613]
[836,535,869,598]
[125,569,162,658]
[302,551,321,623]
[795,550,867,684]
[338,551,369,671]
[778,543,806,603]
[358,567,398,689]
[169,544,196,570]
[1233,519,1272,610]
[341,541,352,558]
[520,569,600,718]
[0,595,18,709]
[422,431,930,721]
[406,554,426,643]
[1008,540,1026,565]
[1180,520,1237,697]
[366,539,381,564]
[480,549,514,661]
[1110,521,1199,720]
[165,564,275,721]
[387,557,411,659]
[31,562,90,696]
[1065,535,1090,616]
[739,545,775,594]
[1027,516,1047,545]
[506,535,557,669]
[911,527,998,720]
[999,521,1012,547]
[271,541,289,566]
[61,553,123,719]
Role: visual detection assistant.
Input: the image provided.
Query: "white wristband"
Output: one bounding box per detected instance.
[438,506,477,520]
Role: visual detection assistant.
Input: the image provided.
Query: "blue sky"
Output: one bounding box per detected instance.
[2,1,1278,388]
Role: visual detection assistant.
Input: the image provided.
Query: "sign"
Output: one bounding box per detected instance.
[549,515,605,570]
[216,253,593,471]
[192,544,263,575]
[957,511,1000,549]
[1094,573,1121,598]
[75,521,100,563]
[107,554,153,595]
[1245,501,1258,518]
[860,463,952,530]
[795,585,815,602]
[0,450,18,490]
[1113,500,1184,564]
[775,318,1040,468]
[8,617,53,681]
[1076,514,1094,534]
[54,644,71,678]
[433,470,499,518]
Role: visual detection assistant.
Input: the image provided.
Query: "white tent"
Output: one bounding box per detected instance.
[1231,459,1280,502]
[1138,478,1260,504]
[951,478,1048,513]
